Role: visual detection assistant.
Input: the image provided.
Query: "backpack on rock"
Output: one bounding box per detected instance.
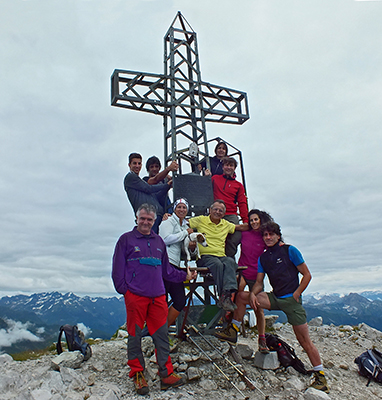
[265,333,309,375]
[355,348,382,386]
[56,324,92,361]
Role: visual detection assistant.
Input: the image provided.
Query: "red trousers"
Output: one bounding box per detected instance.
[124,290,173,378]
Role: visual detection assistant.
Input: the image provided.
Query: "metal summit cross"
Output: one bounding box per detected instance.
[111,11,249,214]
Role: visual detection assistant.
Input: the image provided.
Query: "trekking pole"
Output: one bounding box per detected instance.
[187,324,269,400]
[178,278,197,338]
[184,331,250,400]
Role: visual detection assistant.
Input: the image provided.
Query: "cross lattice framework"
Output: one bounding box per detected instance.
[111,11,249,174]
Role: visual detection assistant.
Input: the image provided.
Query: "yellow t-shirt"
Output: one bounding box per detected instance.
[189,215,236,258]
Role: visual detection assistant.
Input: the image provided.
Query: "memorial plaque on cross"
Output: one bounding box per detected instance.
[111,11,249,215]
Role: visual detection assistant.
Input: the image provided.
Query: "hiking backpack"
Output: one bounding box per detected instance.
[354,349,382,386]
[56,324,92,361]
[265,333,309,375]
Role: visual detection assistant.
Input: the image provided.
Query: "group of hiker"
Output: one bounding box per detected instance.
[111,142,329,395]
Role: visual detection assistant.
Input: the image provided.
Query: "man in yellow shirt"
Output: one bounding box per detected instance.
[189,200,248,312]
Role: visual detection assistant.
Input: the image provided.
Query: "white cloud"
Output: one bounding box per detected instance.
[0,319,43,350]
[76,323,92,338]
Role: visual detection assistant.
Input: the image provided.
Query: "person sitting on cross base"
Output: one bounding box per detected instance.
[215,209,273,353]
[112,203,197,395]
[188,199,248,312]
[124,152,177,233]
[143,155,177,214]
[217,221,329,393]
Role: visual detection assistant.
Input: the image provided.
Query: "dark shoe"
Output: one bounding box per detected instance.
[160,372,186,390]
[214,323,239,344]
[217,292,237,312]
[310,371,329,393]
[133,371,149,395]
[258,337,269,354]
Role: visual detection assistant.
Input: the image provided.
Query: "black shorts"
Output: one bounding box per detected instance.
[164,264,186,312]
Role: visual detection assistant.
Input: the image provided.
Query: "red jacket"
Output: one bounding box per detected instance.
[211,174,249,223]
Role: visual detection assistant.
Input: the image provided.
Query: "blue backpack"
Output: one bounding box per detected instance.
[56,324,92,361]
[355,349,382,386]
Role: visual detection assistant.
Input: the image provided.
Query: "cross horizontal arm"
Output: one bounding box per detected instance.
[111,69,167,116]
[111,69,250,124]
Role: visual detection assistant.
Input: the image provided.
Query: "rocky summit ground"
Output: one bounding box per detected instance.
[1,318,382,400]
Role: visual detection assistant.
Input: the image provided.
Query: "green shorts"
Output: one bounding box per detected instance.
[267,292,307,326]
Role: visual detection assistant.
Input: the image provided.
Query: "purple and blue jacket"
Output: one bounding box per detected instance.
[112,227,187,298]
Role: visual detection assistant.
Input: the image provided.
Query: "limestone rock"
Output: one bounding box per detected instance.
[236,343,254,359]
[60,366,87,391]
[309,317,323,327]
[199,377,218,390]
[187,366,201,380]
[179,353,194,363]
[253,351,279,370]
[265,314,279,328]
[359,323,382,341]
[117,329,128,338]
[178,362,188,371]
[2,322,382,400]
[0,354,14,365]
[51,351,84,370]
[141,336,155,356]
[304,387,331,399]
[284,375,306,391]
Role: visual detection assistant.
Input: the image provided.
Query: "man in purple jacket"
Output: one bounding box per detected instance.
[112,203,196,395]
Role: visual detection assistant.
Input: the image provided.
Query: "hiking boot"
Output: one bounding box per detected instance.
[160,372,186,390]
[133,371,149,395]
[310,371,329,393]
[217,292,237,312]
[258,337,269,354]
[214,323,239,344]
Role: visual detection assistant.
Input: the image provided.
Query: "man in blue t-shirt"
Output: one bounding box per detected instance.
[253,221,329,393]
[216,221,329,393]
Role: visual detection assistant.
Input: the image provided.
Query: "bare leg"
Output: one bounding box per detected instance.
[232,291,266,334]
[232,291,249,321]
[255,307,265,336]
[254,292,271,309]
[293,323,321,367]
[238,276,246,292]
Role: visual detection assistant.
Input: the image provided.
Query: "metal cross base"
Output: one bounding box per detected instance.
[176,266,248,336]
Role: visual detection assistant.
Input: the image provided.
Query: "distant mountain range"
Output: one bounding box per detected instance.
[0,291,126,354]
[1,290,382,355]
[265,291,382,331]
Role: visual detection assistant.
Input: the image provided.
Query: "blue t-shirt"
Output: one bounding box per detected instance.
[258,245,304,298]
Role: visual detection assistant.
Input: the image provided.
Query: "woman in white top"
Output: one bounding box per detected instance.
[159,198,196,327]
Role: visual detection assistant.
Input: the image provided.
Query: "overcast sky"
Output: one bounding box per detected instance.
[1,0,381,298]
